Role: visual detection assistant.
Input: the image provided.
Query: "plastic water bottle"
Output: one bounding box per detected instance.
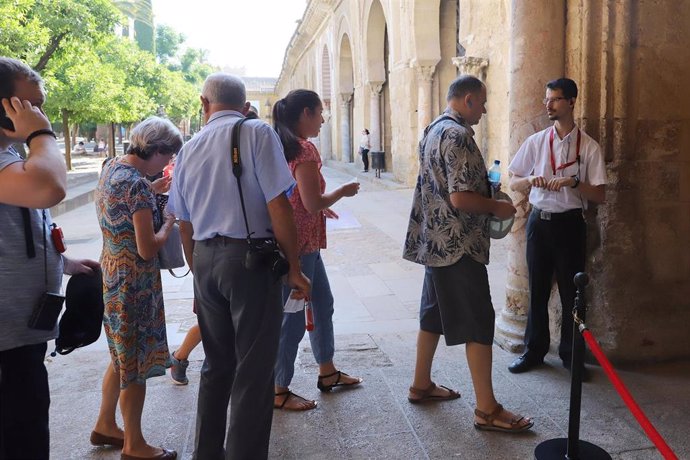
[488,160,501,196]
[304,300,314,331]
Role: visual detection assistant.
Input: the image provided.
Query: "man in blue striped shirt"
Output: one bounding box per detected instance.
[168,73,310,460]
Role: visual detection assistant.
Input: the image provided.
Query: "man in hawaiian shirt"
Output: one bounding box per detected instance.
[402,75,532,433]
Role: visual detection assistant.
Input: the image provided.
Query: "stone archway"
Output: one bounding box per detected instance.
[338,32,355,163]
[364,0,391,172]
[320,45,333,159]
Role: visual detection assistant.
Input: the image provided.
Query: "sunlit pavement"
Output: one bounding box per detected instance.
[48,163,690,459]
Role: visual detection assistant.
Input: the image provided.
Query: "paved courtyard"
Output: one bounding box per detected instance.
[47,160,689,459]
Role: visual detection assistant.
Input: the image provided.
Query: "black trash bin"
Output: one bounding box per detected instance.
[370,151,385,178]
[122,141,130,155]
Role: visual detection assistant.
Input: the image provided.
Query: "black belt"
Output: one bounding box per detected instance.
[205,235,274,244]
[531,207,582,221]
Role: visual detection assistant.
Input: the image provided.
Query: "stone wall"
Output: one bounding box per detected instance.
[566,0,690,362]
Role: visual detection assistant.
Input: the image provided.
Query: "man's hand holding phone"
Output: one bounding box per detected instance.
[0,97,52,141]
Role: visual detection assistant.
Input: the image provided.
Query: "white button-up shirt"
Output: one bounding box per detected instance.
[508,125,606,212]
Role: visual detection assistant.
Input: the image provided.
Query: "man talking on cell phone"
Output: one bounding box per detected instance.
[0,57,99,459]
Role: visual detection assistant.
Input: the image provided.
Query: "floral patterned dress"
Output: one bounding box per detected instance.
[95,158,171,388]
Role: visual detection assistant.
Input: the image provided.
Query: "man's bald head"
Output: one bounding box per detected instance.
[201,73,246,109]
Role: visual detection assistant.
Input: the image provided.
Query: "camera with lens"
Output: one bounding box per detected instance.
[244,239,290,278]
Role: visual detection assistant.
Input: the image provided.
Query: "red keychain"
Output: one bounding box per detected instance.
[304,299,314,331]
[50,223,66,253]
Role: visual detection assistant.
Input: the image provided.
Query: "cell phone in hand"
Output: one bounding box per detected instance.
[0,105,14,131]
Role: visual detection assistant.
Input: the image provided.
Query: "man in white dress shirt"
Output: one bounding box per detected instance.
[507,78,606,377]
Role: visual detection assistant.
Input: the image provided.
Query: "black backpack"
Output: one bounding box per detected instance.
[53,270,104,356]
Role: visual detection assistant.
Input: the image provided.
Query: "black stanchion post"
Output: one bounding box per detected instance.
[534,272,611,460]
[567,272,588,458]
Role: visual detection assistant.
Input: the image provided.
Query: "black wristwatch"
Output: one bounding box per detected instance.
[571,175,580,188]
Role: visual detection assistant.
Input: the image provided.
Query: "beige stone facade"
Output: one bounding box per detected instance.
[276,0,690,363]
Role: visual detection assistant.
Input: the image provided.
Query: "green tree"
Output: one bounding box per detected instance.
[155,24,184,64]
[0,0,121,71]
[180,47,216,85]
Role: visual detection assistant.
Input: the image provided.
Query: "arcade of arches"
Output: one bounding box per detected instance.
[275,0,690,363]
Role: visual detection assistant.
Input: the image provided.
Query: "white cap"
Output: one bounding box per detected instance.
[489,190,515,239]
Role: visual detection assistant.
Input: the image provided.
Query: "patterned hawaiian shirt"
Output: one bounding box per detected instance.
[403,108,490,267]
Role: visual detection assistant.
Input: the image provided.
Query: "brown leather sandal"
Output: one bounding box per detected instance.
[474,404,534,433]
[407,382,461,404]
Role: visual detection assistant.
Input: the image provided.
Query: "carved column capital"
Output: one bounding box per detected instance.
[452,56,489,81]
[368,81,384,96]
[339,92,353,106]
[414,64,436,83]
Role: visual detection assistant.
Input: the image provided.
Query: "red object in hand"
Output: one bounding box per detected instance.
[163,162,174,179]
[305,300,314,331]
[50,223,66,253]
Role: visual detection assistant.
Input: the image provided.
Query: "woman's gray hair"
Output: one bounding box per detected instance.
[127,116,183,160]
[202,73,246,107]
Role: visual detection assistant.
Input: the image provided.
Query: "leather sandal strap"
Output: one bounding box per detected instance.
[275,390,293,409]
[408,382,436,398]
[319,370,341,380]
[474,403,504,423]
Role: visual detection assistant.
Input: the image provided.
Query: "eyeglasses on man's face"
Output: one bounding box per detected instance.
[543,97,568,105]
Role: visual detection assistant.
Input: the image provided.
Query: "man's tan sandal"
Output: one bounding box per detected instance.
[407,382,461,404]
[474,404,534,433]
[274,390,317,411]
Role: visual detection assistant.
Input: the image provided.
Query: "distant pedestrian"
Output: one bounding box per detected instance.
[359,128,370,172]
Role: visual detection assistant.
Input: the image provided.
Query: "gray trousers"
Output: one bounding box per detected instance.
[192,238,283,460]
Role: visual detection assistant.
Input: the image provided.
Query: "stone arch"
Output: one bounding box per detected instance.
[321,45,333,104]
[319,44,334,158]
[364,0,387,84]
[337,31,355,162]
[412,0,442,64]
[364,0,391,170]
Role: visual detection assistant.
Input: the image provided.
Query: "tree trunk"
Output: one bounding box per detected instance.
[71,123,78,146]
[62,109,71,170]
[109,123,116,158]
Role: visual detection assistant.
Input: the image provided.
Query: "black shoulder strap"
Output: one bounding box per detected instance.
[424,115,461,136]
[230,118,252,241]
[21,207,36,258]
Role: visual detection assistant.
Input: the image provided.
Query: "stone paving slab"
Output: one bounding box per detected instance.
[45,164,690,459]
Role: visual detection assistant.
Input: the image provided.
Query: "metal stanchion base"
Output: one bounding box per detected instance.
[535,438,611,459]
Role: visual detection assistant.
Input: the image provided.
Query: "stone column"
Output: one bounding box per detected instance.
[320,108,332,160]
[339,93,353,162]
[495,0,566,353]
[368,82,384,151]
[452,56,489,152]
[414,64,437,139]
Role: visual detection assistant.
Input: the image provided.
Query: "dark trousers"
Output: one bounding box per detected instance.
[0,342,50,460]
[192,238,282,460]
[524,208,586,363]
[360,148,369,171]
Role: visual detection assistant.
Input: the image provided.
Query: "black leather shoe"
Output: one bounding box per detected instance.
[508,354,543,374]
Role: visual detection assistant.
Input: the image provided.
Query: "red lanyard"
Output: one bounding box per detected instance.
[549,127,581,175]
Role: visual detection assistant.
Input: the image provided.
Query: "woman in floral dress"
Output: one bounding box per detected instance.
[91,117,182,460]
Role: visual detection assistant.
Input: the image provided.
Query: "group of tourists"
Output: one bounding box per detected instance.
[1,52,605,460]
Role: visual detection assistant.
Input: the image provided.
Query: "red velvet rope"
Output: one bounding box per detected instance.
[581,328,678,460]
